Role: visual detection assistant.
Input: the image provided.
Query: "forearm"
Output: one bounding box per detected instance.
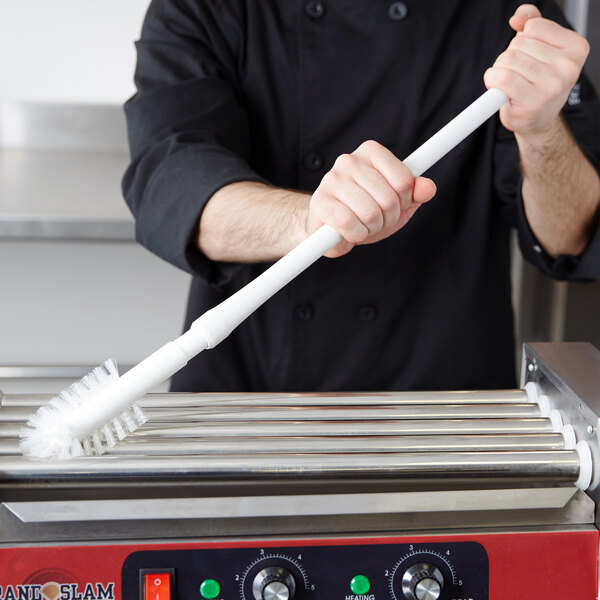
[482,5,600,259]
[197,142,437,263]
[517,118,600,257]
[197,181,310,262]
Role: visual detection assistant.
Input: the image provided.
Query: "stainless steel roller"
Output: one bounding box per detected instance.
[0,424,26,438]
[107,433,568,455]
[0,433,567,456]
[0,387,581,494]
[0,389,529,408]
[128,404,542,422]
[126,418,555,438]
[0,404,541,423]
[0,451,581,486]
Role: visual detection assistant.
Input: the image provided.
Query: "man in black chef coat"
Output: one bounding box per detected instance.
[123,1,600,392]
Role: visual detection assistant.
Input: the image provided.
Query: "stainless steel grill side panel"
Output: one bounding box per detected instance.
[523,343,600,510]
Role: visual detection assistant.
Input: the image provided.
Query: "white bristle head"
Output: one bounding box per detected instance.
[91,431,103,456]
[112,416,126,440]
[131,403,148,426]
[102,424,117,448]
[82,437,93,456]
[19,358,148,460]
[120,410,137,433]
[70,439,84,458]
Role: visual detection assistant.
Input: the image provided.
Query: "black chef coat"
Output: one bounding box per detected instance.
[123,0,600,392]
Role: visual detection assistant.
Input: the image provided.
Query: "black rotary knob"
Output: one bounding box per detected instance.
[252,566,297,600]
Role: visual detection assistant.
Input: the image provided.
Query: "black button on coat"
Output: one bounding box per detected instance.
[123,0,600,392]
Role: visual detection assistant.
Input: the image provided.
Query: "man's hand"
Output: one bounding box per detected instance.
[484,4,590,142]
[481,4,599,259]
[307,140,436,257]
[198,142,436,262]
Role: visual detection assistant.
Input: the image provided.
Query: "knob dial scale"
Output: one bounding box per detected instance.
[389,547,461,600]
[240,553,311,600]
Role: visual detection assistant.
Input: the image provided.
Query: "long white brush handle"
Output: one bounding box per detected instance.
[402,88,508,175]
[192,224,342,347]
[65,88,508,437]
[193,87,509,348]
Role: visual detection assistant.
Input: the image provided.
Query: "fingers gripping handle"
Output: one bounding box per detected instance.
[192,88,508,349]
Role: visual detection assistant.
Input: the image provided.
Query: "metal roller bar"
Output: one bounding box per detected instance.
[0,433,567,456]
[125,418,555,438]
[0,389,529,408]
[0,393,55,408]
[104,433,567,456]
[0,424,24,438]
[132,404,542,422]
[0,404,541,423]
[0,440,20,455]
[0,451,581,485]
[0,418,555,440]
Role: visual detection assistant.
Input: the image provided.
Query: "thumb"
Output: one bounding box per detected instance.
[509,3,542,32]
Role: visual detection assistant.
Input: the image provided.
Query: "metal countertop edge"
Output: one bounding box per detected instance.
[0,218,135,241]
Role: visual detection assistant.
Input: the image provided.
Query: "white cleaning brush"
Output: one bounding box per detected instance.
[19,359,142,459]
[20,88,509,460]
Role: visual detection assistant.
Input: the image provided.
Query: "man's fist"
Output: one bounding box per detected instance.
[484,4,589,141]
[308,140,436,257]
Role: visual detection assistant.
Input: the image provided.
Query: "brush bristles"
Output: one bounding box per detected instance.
[19,359,148,460]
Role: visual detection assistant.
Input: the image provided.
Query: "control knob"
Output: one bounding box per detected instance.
[401,563,444,600]
[252,566,297,600]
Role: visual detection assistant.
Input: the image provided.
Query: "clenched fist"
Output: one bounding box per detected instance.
[307,140,437,257]
[484,4,590,141]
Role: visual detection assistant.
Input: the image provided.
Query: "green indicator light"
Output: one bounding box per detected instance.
[350,574,371,595]
[199,579,221,599]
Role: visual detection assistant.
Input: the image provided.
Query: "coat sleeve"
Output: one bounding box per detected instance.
[493,0,600,282]
[122,0,267,285]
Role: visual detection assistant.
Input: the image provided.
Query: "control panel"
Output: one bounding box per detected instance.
[123,541,488,599]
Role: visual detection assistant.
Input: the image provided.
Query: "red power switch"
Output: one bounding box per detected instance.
[144,572,172,600]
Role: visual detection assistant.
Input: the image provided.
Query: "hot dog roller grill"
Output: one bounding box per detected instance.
[0,342,599,600]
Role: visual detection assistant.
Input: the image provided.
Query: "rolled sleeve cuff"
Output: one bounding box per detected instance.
[516,182,600,282]
[137,145,268,286]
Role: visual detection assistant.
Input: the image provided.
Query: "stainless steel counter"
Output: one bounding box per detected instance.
[0,102,134,240]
